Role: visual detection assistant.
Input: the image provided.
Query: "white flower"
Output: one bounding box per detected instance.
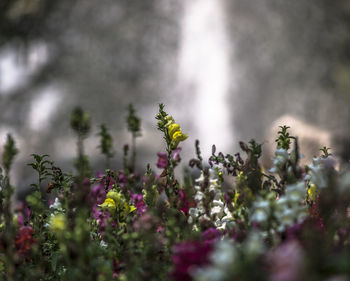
[285,182,306,203]
[100,240,108,248]
[275,197,288,210]
[254,200,270,209]
[211,206,224,218]
[273,149,289,166]
[49,197,62,210]
[193,268,225,281]
[212,240,236,269]
[194,191,205,202]
[251,209,268,223]
[280,209,294,225]
[251,198,271,224]
[212,200,224,207]
[244,231,265,256]
[189,207,199,218]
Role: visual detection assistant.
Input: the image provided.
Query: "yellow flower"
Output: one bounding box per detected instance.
[233,191,240,205]
[168,123,180,137]
[308,184,317,201]
[13,214,19,226]
[164,115,175,127]
[106,190,123,206]
[99,190,136,219]
[167,123,188,148]
[50,213,66,233]
[128,204,136,213]
[99,198,117,213]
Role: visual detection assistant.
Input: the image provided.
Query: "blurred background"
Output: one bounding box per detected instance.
[1,0,350,193]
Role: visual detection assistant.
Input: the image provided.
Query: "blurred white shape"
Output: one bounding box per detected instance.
[0,43,48,94]
[28,87,62,131]
[178,0,233,160]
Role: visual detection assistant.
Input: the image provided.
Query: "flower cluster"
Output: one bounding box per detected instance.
[99,190,136,218]
[15,226,36,256]
[188,169,233,231]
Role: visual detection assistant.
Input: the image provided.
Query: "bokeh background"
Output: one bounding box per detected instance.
[1,0,350,193]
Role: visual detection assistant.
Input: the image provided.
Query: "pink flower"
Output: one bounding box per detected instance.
[156,147,182,169]
[267,240,304,281]
[157,152,168,169]
[171,147,182,163]
[131,193,147,215]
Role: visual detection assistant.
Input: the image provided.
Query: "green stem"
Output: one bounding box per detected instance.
[130,133,136,173]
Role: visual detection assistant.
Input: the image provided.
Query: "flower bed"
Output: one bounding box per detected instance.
[1,104,350,281]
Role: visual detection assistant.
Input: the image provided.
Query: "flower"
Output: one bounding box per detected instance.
[167,123,188,149]
[15,226,36,256]
[171,241,214,281]
[171,147,182,163]
[267,240,304,281]
[99,190,136,218]
[49,197,62,210]
[131,193,147,215]
[308,184,317,201]
[202,228,221,243]
[99,198,117,214]
[193,239,236,281]
[157,152,168,169]
[49,213,67,233]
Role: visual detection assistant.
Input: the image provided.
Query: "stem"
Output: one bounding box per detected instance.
[106,156,110,170]
[77,134,85,179]
[2,176,15,281]
[130,133,136,173]
[165,143,176,200]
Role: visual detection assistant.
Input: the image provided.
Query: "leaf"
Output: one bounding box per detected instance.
[31,154,42,163]
[28,163,38,169]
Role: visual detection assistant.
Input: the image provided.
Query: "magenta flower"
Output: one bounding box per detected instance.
[90,183,106,205]
[177,189,193,216]
[156,147,182,169]
[171,240,213,281]
[202,228,221,243]
[157,152,168,169]
[131,193,147,215]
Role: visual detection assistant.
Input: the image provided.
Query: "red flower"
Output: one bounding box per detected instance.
[15,226,36,256]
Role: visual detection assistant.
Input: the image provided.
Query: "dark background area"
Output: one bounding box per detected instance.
[1,0,350,193]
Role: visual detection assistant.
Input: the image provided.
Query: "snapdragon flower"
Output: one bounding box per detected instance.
[307,158,327,188]
[99,190,136,216]
[49,213,67,233]
[167,123,188,149]
[251,182,307,232]
[188,169,233,230]
[269,149,289,173]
